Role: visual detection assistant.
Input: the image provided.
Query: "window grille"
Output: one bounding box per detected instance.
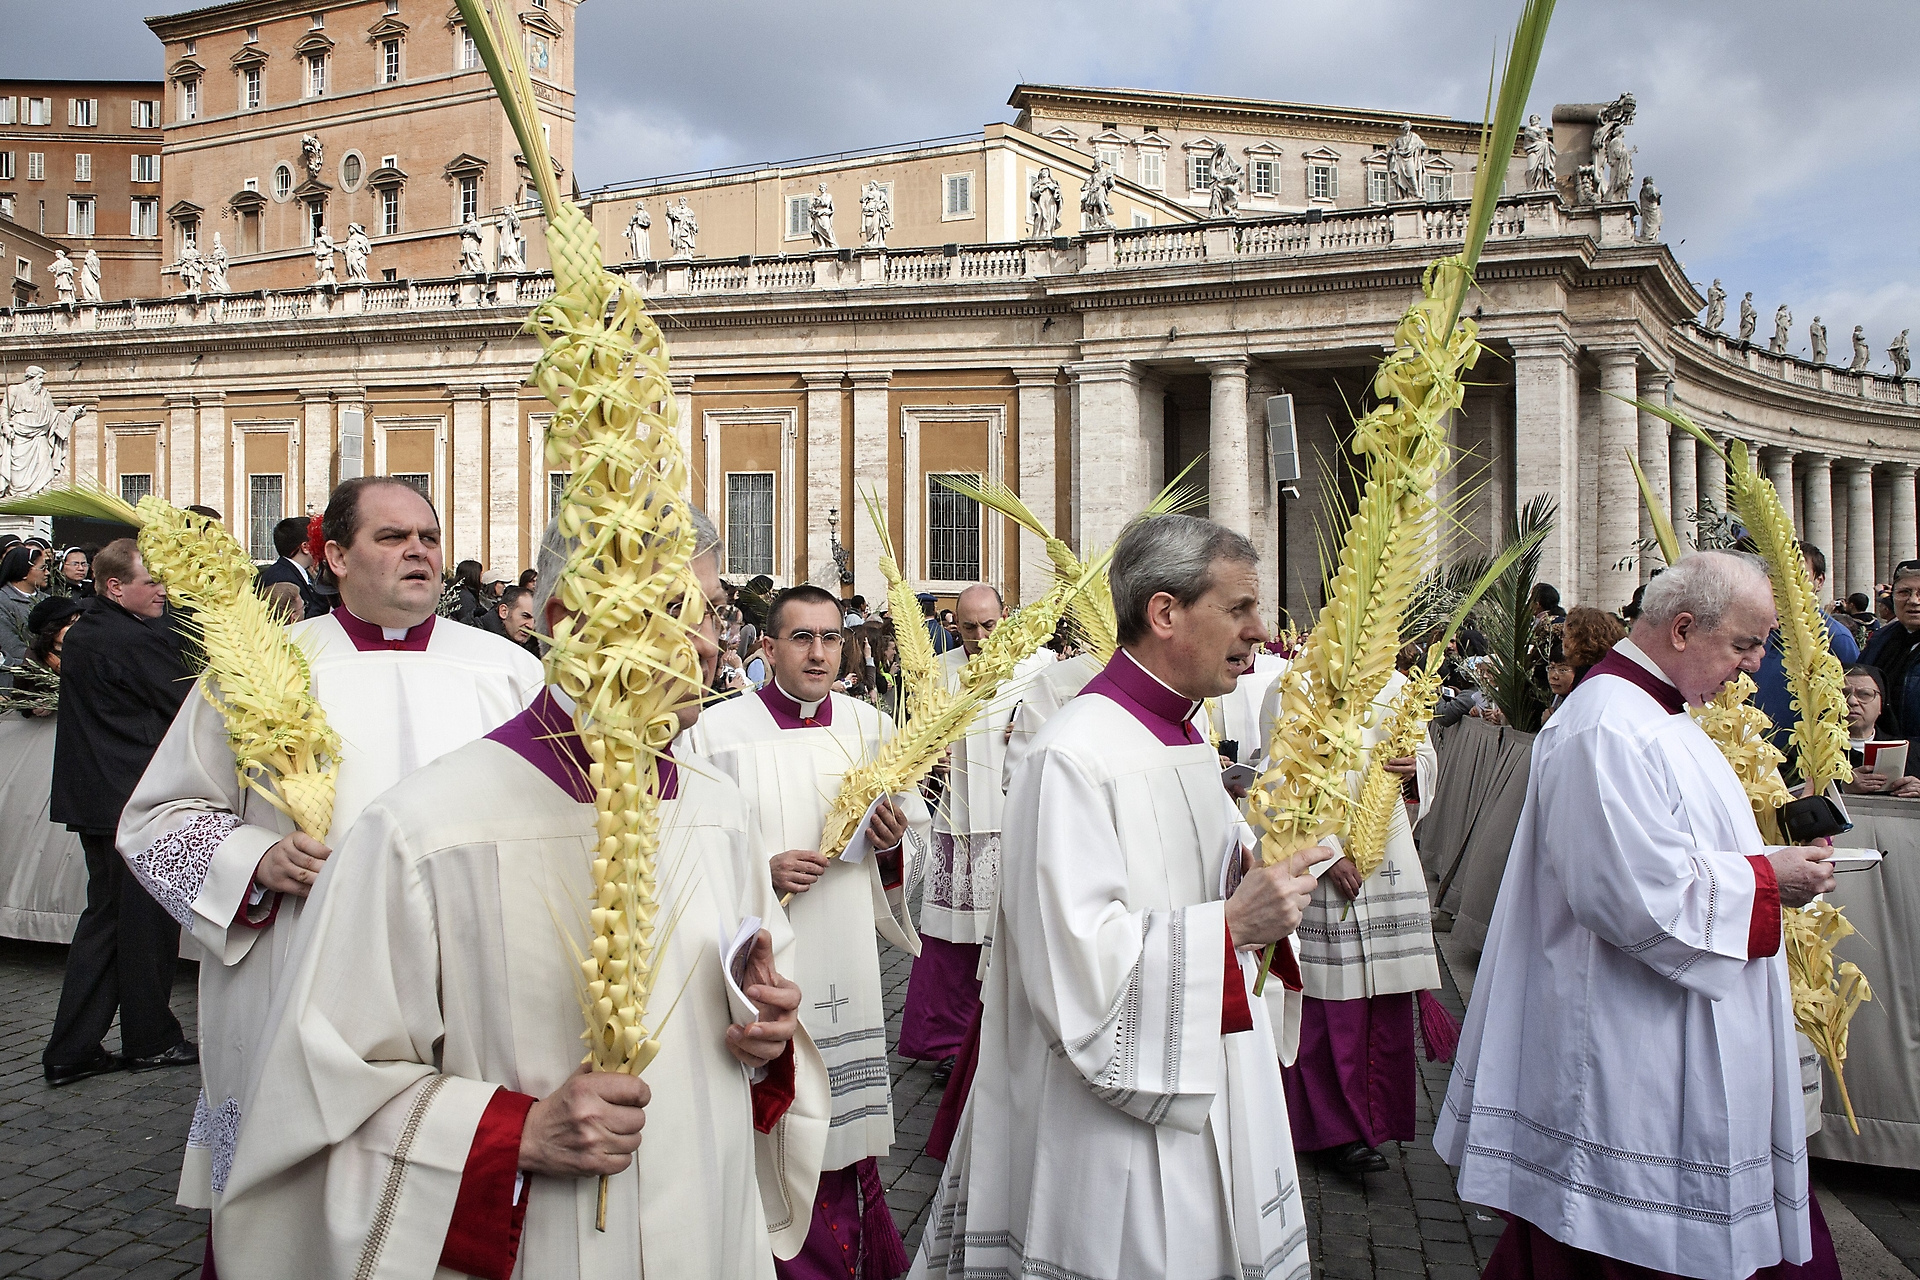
[726,473,776,577]
[248,475,284,562]
[926,475,981,581]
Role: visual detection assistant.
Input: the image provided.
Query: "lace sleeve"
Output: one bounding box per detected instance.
[125,811,243,928]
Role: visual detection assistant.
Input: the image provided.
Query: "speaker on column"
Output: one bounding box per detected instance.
[1265,394,1299,486]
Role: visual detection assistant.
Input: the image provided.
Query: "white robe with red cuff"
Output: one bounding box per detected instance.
[1434,642,1811,1280]
[679,686,928,1173]
[914,657,1309,1280]
[214,735,830,1279]
[116,611,543,1209]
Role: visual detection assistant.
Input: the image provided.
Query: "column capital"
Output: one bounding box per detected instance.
[846,370,892,390]
[668,373,695,393]
[1797,451,1832,468]
[1196,354,1251,374]
[1588,342,1643,368]
[1839,456,1877,478]
[195,389,228,405]
[297,388,335,403]
[1066,359,1139,386]
[1506,332,1579,361]
[799,371,844,390]
[164,393,198,409]
[446,384,485,402]
[1010,365,1062,387]
[1879,460,1918,479]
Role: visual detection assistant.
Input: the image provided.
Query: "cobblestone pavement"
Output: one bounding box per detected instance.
[3,930,1918,1278]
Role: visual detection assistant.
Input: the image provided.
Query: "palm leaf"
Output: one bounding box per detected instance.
[0,483,142,526]
[1627,449,1684,566]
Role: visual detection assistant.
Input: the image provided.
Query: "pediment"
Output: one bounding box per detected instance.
[1040,126,1079,148]
[168,57,205,80]
[513,152,565,178]
[1424,155,1456,172]
[365,14,411,40]
[293,176,333,198]
[166,199,203,219]
[519,8,565,37]
[229,45,270,69]
[1132,131,1171,150]
[228,188,267,212]
[1243,140,1284,157]
[1182,134,1223,153]
[367,162,408,188]
[1302,145,1343,161]
[443,153,489,180]
[294,30,336,55]
[1086,128,1129,148]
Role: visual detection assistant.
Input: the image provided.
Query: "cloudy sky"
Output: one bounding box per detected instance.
[8,1,1915,366]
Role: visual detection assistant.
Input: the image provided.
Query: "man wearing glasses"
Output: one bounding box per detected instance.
[680,582,930,1279]
[1861,560,1920,776]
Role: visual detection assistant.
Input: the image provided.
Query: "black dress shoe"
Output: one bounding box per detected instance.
[127,1041,199,1072]
[931,1056,956,1085]
[44,1047,126,1087]
[1328,1140,1390,1176]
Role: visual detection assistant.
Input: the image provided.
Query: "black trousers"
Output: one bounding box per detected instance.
[44,830,185,1066]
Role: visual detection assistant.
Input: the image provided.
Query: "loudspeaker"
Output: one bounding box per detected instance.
[1265,394,1299,485]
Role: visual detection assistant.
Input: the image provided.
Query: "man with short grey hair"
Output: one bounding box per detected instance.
[914,513,1319,1280]
[1437,550,1842,1279]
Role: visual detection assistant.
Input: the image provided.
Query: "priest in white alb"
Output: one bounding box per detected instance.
[213,507,829,1278]
[899,582,1051,1077]
[681,582,930,1280]
[1256,670,1446,1177]
[117,477,543,1218]
[914,514,1321,1280]
[1435,552,1842,1280]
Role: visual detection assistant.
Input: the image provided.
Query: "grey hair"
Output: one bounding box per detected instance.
[532,503,721,621]
[1109,513,1259,645]
[1635,551,1771,634]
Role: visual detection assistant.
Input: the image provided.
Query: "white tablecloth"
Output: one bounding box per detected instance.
[0,715,85,943]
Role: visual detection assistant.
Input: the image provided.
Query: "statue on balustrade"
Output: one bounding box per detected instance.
[1590,92,1637,202]
[1028,166,1062,238]
[1080,155,1116,232]
[1738,292,1757,344]
[1635,177,1662,242]
[666,198,698,257]
[1574,164,1599,206]
[860,180,892,249]
[1770,305,1792,355]
[314,226,338,287]
[1704,279,1727,332]
[1385,121,1429,201]
[1851,326,1871,371]
[1893,330,1912,379]
[624,203,651,262]
[809,184,836,250]
[206,234,231,294]
[1810,316,1828,365]
[457,214,486,276]
[1207,143,1243,219]
[79,250,102,304]
[50,250,76,306]
[1521,114,1556,191]
[177,246,205,295]
[496,206,526,272]
[344,224,371,284]
[0,367,85,501]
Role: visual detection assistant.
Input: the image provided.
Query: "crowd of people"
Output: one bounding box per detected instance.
[0,486,1884,1280]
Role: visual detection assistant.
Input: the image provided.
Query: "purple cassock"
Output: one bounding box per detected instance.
[1282,993,1417,1151]
[897,937,980,1062]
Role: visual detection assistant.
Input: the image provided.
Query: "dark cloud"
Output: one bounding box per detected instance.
[9,0,1916,356]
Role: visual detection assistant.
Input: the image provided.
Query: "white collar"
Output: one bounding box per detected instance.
[290,559,310,584]
[344,606,415,642]
[773,680,826,719]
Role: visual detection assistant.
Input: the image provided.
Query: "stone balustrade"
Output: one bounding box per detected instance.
[1676,323,1920,408]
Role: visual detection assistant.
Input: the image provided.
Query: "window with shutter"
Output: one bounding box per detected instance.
[0,154,11,181]
[74,154,91,182]
[1139,151,1162,188]
[786,194,810,239]
[26,153,43,182]
[943,172,973,218]
[1253,159,1275,195]
[0,99,14,126]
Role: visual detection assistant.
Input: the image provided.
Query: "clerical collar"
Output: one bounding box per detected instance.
[486,686,679,803]
[1082,649,1205,747]
[1587,639,1686,715]
[758,680,832,729]
[331,606,434,652]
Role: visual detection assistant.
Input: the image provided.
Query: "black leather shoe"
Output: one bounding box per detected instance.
[1328,1140,1390,1176]
[127,1041,199,1072]
[44,1047,126,1087]
[931,1056,956,1085]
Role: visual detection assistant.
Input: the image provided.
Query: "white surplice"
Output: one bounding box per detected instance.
[1433,647,1812,1280]
[1000,650,1102,793]
[117,613,543,1207]
[679,689,927,1172]
[924,647,1052,944]
[214,738,830,1278]
[1253,669,1440,1001]
[915,684,1310,1280]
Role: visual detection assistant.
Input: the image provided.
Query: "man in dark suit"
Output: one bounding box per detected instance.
[255,515,325,621]
[43,539,197,1085]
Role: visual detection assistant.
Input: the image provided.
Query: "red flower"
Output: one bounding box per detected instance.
[306,513,326,566]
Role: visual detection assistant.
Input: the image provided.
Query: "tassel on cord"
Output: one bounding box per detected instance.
[857,1157,910,1280]
[1418,989,1460,1064]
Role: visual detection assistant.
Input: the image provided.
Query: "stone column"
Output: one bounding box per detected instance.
[669,375,695,500]
[1800,454,1834,588]
[1889,461,1919,569]
[1508,336,1579,594]
[300,391,333,514]
[1246,367,1282,626]
[1763,449,1795,543]
[1875,469,1893,588]
[1698,432,1728,517]
[71,402,99,487]
[1594,348,1641,609]
[802,373,844,589]
[1200,356,1251,536]
[166,394,196,507]
[1069,360,1145,556]
[848,370,892,600]
[1635,377,1670,581]
[197,391,227,517]
[485,386,520,573]
[1668,426,1697,553]
[449,385,485,566]
[1845,461,1876,602]
[1014,367,1059,607]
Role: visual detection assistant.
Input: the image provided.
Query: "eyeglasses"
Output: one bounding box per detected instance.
[1843,686,1881,703]
[779,629,844,650]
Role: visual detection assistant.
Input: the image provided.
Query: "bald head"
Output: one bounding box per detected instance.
[1629,551,1777,706]
[954,583,1006,655]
